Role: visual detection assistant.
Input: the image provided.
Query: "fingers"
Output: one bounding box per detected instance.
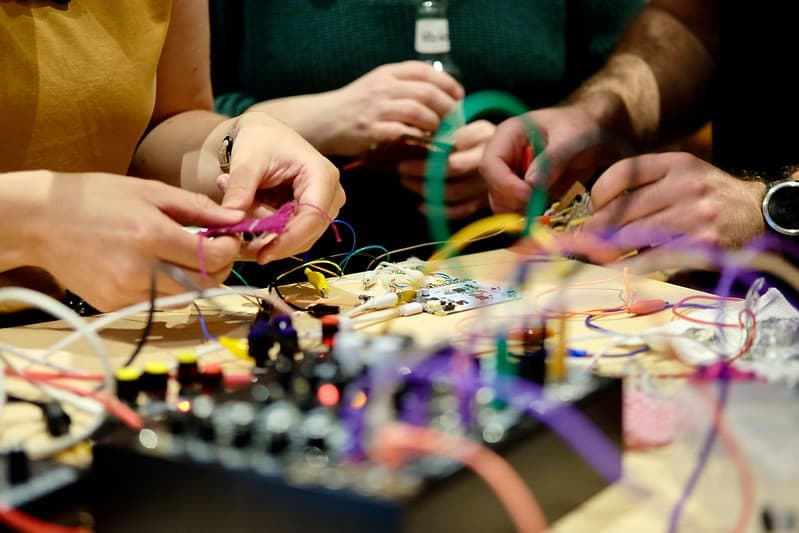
[380,99,441,133]
[452,120,496,151]
[585,174,676,232]
[418,195,488,220]
[148,220,242,272]
[388,61,464,100]
[145,180,244,227]
[222,161,263,211]
[398,121,493,177]
[400,173,486,204]
[371,122,428,145]
[479,117,531,213]
[589,153,684,212]
[256,174,345,264]
[392,80,459,118]
[256,210,328,264]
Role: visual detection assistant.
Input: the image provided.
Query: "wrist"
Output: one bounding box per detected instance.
[247,93,337,154]
[761,178,799,237]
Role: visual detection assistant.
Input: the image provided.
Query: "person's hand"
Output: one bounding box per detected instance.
[315,61,463,156]
[480,103,621,214]
[397,120,496,220]
[217,112,346,264]
[582,152,767,252]
[29,172,244,311]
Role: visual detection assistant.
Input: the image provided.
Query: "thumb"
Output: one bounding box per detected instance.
[221,165,260,210]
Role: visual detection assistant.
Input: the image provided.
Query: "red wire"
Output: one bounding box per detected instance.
[374,423,547,533]
[726,309,757,364]
[295,201,342,242]
[694,383,756,533]
[671,294,744,328]
[38,380,144,430]
[0,504,90,533]
[4,369,104,382]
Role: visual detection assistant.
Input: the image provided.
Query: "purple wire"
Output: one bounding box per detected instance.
[404,351,622,482]
[667,368,730,532]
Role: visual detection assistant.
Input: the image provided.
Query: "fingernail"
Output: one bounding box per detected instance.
[258,251,275,265]
[216,173,230,192]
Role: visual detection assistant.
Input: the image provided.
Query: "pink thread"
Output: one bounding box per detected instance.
[199,202,296,238]
[199,201,340,243]
[295,202,342,242]
[198,234,208,280]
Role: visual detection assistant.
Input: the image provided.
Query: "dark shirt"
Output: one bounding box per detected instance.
[210,0,642,255]
[714,1,799,178]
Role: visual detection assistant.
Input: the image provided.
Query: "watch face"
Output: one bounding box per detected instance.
[763,181,799,236]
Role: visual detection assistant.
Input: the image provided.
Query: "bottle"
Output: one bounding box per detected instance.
[415,0,464,133]
[414,0,461,79]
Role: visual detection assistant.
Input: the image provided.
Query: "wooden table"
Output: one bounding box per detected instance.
[0,249,782,531]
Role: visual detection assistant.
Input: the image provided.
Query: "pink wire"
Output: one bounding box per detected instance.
[198,234,207,280]
[196,201,342,276]
[374,423,547,533]
[295,201,342,242]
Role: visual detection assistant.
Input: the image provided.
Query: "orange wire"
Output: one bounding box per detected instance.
[532,268,634,317]
[0,504,90,533]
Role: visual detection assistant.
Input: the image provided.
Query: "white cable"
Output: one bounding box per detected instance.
[339,302,424,329]
[0,288,112,392]
[0,342,93,376]
[37,285,287,366]
[0,288,113,459]
[342,292,400,318]
[0,351,105,460]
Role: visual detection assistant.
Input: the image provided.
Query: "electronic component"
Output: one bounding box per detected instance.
[417,280,520,315]
[84,328,621,532]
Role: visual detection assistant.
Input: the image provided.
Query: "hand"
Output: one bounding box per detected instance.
[29,173,243,311]
[582,152,767,252]
[398,120,496,220]
[480,103,623,214]
[218,112,346,263]
[316,61,463,156]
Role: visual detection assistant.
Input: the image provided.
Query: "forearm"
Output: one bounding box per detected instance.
[247,92,339,155]
[131,110,230,201]
[0,171,50,272]
[568,2,718,147]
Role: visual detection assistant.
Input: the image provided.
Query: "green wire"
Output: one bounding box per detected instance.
[229,267,250,287]
[425,90,549,246]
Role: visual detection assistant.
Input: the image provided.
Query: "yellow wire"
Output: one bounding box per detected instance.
[275,259,343,284]
[425,214,526,272]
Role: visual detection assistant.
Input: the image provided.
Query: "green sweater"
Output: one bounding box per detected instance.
[210,0,642,255]
[211,0,643,117]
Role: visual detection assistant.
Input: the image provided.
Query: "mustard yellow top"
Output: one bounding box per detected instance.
[0,0,172,174]
[0,0,172,311]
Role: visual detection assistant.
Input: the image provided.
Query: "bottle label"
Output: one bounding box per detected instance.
[415,19,451,54]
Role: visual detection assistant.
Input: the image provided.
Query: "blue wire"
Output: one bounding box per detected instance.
[341,245,390,271]
[668,368,730,532]
[582,301,721,358]
[333,219,357,256]
[193,302,217,342]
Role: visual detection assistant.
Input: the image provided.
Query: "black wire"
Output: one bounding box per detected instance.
[121,265,157,368]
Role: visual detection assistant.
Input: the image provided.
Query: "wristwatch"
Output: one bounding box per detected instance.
[218,135,234,173]
[762,180,799,236]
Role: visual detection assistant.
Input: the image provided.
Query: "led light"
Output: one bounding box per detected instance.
[350,390,368,409]
[177,399,192,413]
[317,384,340,407]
